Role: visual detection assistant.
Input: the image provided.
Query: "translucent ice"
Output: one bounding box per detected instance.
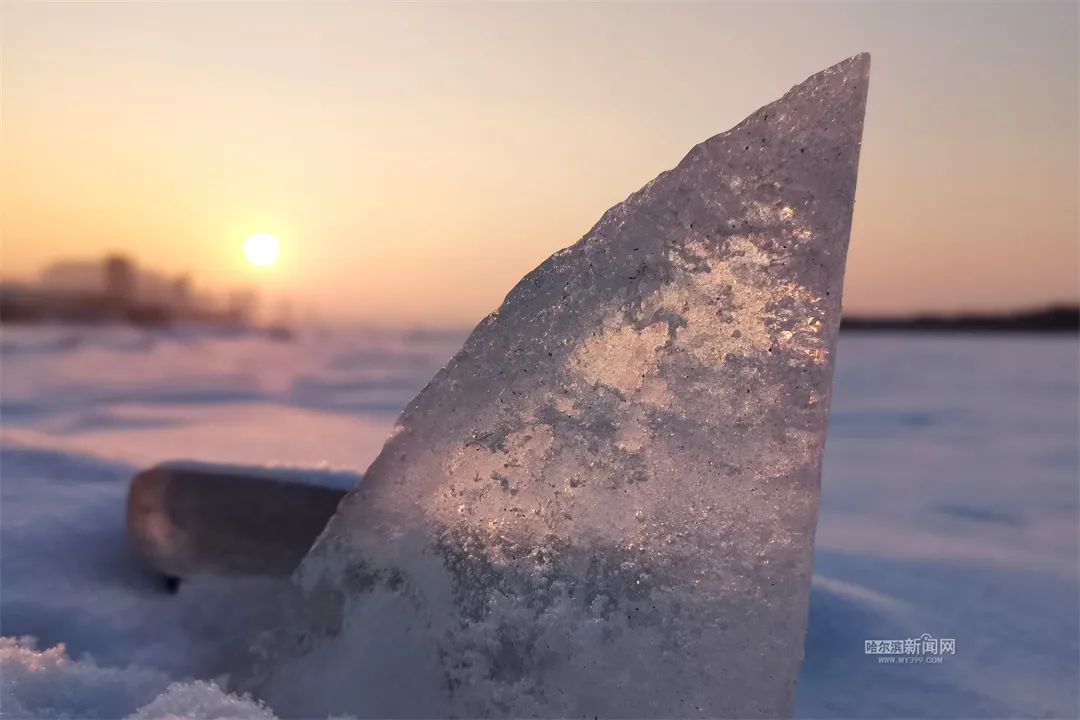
[127,462,352,579]
[242,54,870,718]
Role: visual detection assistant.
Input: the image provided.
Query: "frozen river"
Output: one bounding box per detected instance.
[1,327,1076,718]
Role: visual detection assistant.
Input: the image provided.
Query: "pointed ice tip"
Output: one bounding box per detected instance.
[697,52,870,170]
[800,52,871,92]
[244,52,872,720]
[836,52,871,82]
[842,52,871,70]
[819,52,870,76]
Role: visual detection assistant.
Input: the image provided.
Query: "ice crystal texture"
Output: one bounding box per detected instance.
[244,54,870,718]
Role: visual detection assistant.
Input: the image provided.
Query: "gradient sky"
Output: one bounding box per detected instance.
[3,1,1077,327]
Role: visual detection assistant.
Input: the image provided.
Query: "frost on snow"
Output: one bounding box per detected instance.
[240,55,870,718]
[0,637,168,719]
[128,682,277,720]
[0,638,282,720]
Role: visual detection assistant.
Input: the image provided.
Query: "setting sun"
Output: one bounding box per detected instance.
[243,232,280,267]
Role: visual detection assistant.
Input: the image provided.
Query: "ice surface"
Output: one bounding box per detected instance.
[0,324,456,470]
[1,327,1076,717]
[242,55,870,718]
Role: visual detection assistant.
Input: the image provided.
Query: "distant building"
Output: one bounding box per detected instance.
[39,260,105,294]
[226,289,257,324]
[2,255,263,327]
[104,255,135,307]
[172,275,191,309]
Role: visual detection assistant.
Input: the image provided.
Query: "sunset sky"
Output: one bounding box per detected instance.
[3,1,1077,327]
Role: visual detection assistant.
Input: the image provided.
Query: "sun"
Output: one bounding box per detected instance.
[243,232,280,267]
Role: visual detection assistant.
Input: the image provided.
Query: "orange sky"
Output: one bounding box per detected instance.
[2,2,1077,327]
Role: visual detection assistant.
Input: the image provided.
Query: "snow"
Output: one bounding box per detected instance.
[0,636,273,719]
[0,637,169,719]
[1,326,1076,718]
[800,334,1079,718]
[127,682,276,720]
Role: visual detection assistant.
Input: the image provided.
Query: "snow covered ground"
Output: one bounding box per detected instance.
[1,326,1076,718]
